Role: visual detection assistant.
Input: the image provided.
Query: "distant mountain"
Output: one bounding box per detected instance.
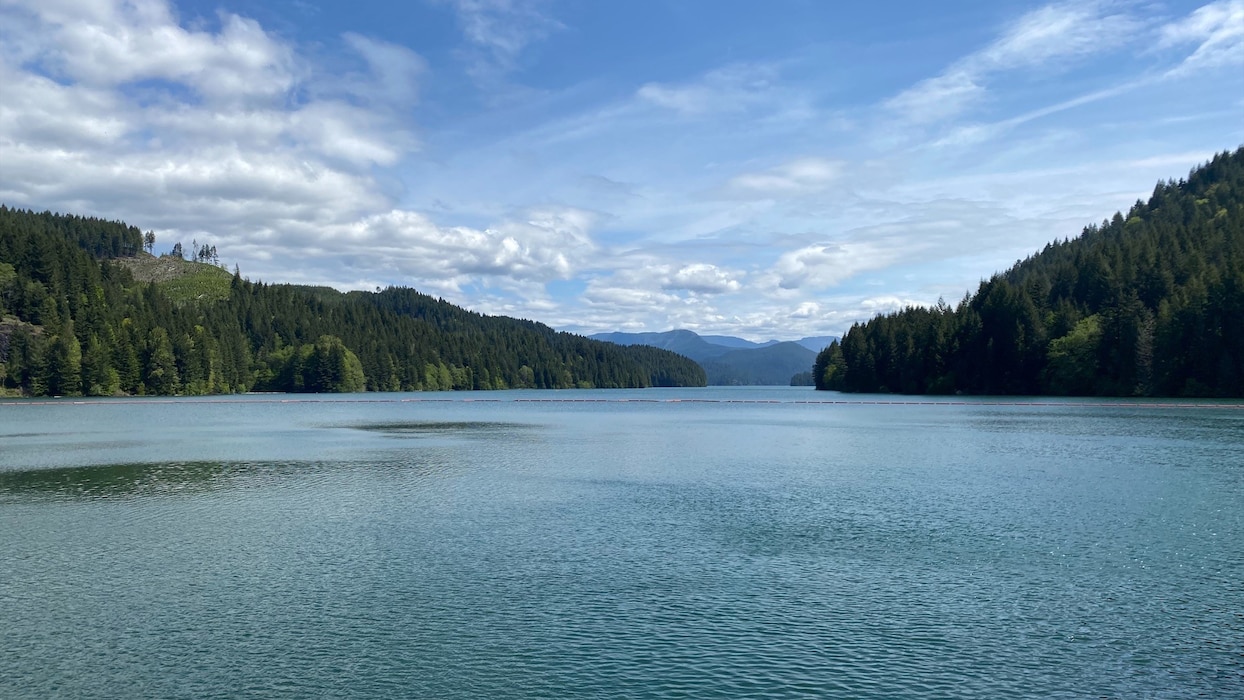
[699,335,776,349]
[790,336,838,353]
[703,333,838,353]
[589,330,731,360]
[590,329,821,385]
[699,342,820,386]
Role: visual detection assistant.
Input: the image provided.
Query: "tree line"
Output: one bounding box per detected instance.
[0,207,706,396]
[815,147,1244,397]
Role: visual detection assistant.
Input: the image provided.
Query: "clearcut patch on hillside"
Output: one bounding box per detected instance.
[115,254,233,305]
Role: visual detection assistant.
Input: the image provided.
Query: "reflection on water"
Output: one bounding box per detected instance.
[0,419,541,501]
[0,461,303,500]
[1,389,1242,699]
[349,420,540,438]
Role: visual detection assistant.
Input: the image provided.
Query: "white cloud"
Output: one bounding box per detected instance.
[0,65,127,148]
[583,257,743,300]
[0,0,573,304]
[341,32,426,106]
[1,139,381,219]
[769,241,898,290]
[9,0,297,102]
[329,206,596,289]
[789,301,821,319]
[289,101,410,167]
[442,0,563,81]
[978,2,1139,69]
[885,71,984,125]
[727,158,844,197]
[858,295,928,316]
[583,283,681,311]
[1159,0,1244,73]
[0,0,1236,345]
[637,63,782,115]
[886,1,1141,123]
[755,195,1059,294]
[664,263,743,294]
[0,0,422,263]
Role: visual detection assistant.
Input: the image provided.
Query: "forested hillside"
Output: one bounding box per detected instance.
[815,147,1244,397]
[0,207,705,396]
[590,329,820,385]
[698,342,817,386]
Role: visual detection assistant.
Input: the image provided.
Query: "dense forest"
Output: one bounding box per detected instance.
[815,146,1244,397]
[698,342,818,386]
[0,207,706,396]
[590,329,821,385]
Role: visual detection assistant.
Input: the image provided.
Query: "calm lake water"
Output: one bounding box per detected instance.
[2,387,1242,698]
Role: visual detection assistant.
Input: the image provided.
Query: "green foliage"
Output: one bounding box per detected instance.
[591,330,819,385]
[789,371,815,386]
[151,264,232,305]
[816,147,1244,397]
[0,205,705,396]
[1044,315,1102,395]
[43,322,82,396]
[114,255,233,305]
[81,331,121,396]
[0,262,15,316]
[144,327,179,395]
[0,320,39,395]
[255,335,365,393]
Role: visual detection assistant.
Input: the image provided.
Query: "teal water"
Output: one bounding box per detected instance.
[2,387,1242,698]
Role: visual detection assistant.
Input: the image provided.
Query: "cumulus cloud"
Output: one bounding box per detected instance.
[0,0,424,269]
[664,263,743,294]
[329,206,596,289]
[0,0,1234,345]
[788,301,821,319]
[10,0,297,102]
[0,1,411,171]
[550,254,755,334]
[0,65,127,149]
[0,0,586,307]
[770,241,897,290]
[0,0,598,304]
[289,101,411,167]
[584,258,744,301]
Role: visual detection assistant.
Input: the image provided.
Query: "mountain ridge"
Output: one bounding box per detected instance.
[0,206,706,396]
[590,329,835,385]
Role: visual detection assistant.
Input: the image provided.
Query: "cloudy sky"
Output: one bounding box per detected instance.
[1,0,1241,340]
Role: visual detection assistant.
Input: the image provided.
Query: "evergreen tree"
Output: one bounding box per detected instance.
[818,147,1244,397]
[43,321,82,396]
[144,327,179,395]
[81,332,120,396]
[0,206,705,396]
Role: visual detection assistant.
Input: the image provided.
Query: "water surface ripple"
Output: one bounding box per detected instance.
[1,388,1241,698]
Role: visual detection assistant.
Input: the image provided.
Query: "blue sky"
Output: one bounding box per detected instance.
[1,0,1241,340]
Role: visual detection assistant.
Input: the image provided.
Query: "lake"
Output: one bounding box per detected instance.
[2,387,1242,698]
